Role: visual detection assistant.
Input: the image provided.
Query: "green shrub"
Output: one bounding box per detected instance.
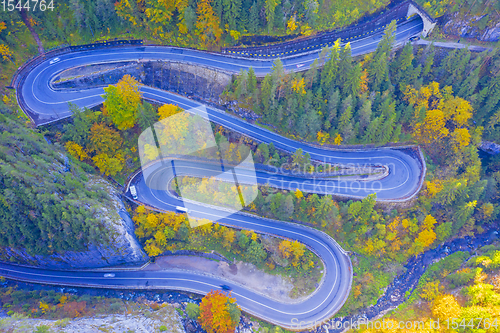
[186,303,200,320]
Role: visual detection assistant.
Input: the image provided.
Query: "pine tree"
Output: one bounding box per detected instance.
[327,89,340,126]
[345,63,362,97]
[265,0,281,33]
[248,2,259,33]
[320,39,341,93]
[358,99,372,134]
[236,69,248,97]
[248,67,257,94]
[390,124,402,143]
[393,42,414,92]
[422,43,436,79]
[305,109,321,139]
[260,74,274,111]
[375,20,397,60]
[363,116,382,143]
[457,64,480,99]
[338,42,353,91]
[369,52,389,92]
[338,96,353,140]
[229,0,242,30]
[137,102,159,131]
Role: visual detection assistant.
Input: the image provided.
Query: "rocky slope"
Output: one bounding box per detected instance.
[0,304,184,333]
[442,12,500,42]
[2,178,148,269]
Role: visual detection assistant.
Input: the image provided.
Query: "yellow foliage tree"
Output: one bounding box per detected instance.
[451,127,471,148]
[426,180,443,197]
[421,281,440,301]
[432,294,461,321]
[158,104,182,120]
[0,44,12,62]
[317,131,330,144]
[334,133,343,145]
[359,69,369,94]
[439,96,473,127]
[92,153,124,176]
[145,213,160,230]
[222,228,236,250]
[195,0,222,49]
[144,238,162,256]
[279,239,292,259]
[103,75,142,130]
[291,77,306,95]
[300,24,313,36]
[65,141,88,161]
[114,0,140,25]
[39,301,50,314]
[59,295,68,306]
[287,16,297,32]
[413,109,449,145]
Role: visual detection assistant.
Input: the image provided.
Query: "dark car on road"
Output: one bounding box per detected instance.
[220,284,231,291]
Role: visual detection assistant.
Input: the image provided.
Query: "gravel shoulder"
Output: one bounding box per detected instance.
[144,255,306,303]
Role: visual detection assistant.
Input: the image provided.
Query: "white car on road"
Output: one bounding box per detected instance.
[49,57,60,64]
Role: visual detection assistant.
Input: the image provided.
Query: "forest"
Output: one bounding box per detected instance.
[366,245,500,333]
[0,0,499,330]
[0,105,115,256]
[0,0,389,55]
[37,22,499,315]
[218,23,500,313]
[227,21,500,145]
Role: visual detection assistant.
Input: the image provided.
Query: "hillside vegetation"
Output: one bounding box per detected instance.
[0,106,114,255]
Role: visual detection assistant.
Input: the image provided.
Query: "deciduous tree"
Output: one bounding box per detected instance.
[103,75,142,130]
[199,290,240,333]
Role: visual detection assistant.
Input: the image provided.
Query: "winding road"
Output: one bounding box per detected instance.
[0,15,426,330]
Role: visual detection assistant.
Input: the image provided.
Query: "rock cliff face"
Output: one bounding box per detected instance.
[480,141,500,155]
[53,60,231,101]
[2,178,148,268]
[443,12,500,42]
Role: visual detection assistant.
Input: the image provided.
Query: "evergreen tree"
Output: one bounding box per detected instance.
[422,43,436,80]
[338,95,354,141]
[338,43,353,92]
[393,42,415,92]
[305,109,321,138]
[327,89,340,127]
[248,2,260,33]
[236,69,249,98]
[136,102,159,132]
[320,39,341,93]
[375,20,397,59]
[369,52,389,92]
[345,63,362,97]
[248,67,257,94]
[358,99,372,134]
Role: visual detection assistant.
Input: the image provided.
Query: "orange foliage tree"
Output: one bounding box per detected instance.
[199,290,240,333]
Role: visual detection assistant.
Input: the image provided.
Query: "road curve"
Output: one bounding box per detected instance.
[2,16,425,330]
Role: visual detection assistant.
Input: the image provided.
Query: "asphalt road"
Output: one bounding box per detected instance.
[3,16,425,329]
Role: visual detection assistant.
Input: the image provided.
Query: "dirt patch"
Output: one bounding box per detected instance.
[145,255,306,303]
